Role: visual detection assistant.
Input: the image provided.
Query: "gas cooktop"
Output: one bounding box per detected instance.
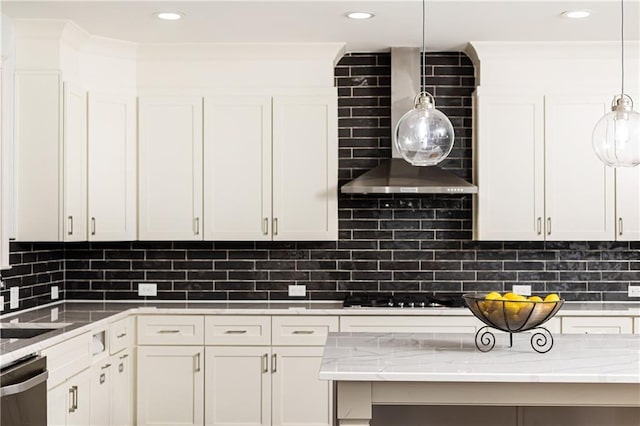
[342,293,465,309]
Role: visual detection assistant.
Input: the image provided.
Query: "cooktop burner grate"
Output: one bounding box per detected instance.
[342,293,465,308]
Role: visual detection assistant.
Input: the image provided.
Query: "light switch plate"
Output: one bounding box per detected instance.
[10,287,19,309]
[628,285,640,298]
[512,285,531,296]
[288,285,306,297]
[51,286,59,300]
[138,283,157,297]
[0,296,4,312]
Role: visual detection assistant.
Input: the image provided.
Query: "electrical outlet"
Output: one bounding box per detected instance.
[512,285,531,296]
[10,287,19,309]
[51,307,59,322]
[0,296,4,312]
[51,286,59,300]
[138,283,157,297]
[288,284,306,297]
[628,285,640,298]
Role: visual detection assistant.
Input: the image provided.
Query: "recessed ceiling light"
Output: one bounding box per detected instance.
[155,12,184,21]
[346,11,375,20]
[561,10,592,19]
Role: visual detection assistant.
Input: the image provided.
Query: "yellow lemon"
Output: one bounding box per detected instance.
[544,293,560,302]
[503,292,519,300]
[528,295,543,302]
[485,292,502,300]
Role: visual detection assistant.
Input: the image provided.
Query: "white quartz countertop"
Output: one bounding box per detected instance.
[319,332,640,384]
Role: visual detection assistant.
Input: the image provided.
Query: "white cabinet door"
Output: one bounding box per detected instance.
[0,65,11,268]
[90,360,112,426]
[272,94,338,241]
[616,167,640,241]
[271,346,332,426]
[111,350,134,426]
[67,367,92,426]
[203,96,272,241]
[545,96,615,240]
[87,93,136,241]
[63,83,87,242]
[139,96,203,240]
[15,71,62,241]
[474,95,545,240]
[137,346,204,426]
[204,346,270,426]
[48,381,70,426]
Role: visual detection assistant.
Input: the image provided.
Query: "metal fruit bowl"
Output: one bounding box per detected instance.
[463,293,563,332]
[462,293,564,353]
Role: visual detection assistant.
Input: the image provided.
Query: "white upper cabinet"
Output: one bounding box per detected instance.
[272,95,338,241]
[475,95,545,240]
[87,93,137,241]
[15,72,62,241]
[139,96,203,240]
[203,91,338,241]
[475,93,619,241]
[544,95,614,241]
[204,95,272,241]
[616,167,640,241]
[63,83,87,242]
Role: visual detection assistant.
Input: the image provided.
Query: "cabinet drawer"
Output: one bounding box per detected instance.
[272,316,338,346]
[109,316,134,354]
[42,331,92,389]
[340,315,481,333]
[562,316,633,334]
[205,316,271,345]
[137,315,204,345]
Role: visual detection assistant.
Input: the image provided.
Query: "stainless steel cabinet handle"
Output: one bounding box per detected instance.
[271,353,277,373]
[158,329,181,334]
[263,217,269,235]
[273,217,278,236]
[0,371,48,397]
[194,217,200,235]
[119,354,129,360]
[194,353,201,372]
[99,373,106,384]
[263,353,269,373]
[536,217,542,235]
[117,332,127,338]
[224,330,247,334]
[72,385,78,411]
[91,217,96,236]
[119,362,124,373]
[546,218,551,236]
[619,217,624,236]
[101,363,111,370]
[68,387,75,412]
[68,216,73,235]
[292,330,314,335]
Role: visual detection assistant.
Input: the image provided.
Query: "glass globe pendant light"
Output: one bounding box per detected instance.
[592,0,640,167]
[394,0,455,166]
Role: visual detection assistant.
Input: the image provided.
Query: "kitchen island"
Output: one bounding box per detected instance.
[319,332,640,426]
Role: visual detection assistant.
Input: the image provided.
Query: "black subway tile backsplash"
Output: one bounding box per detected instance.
[1,52,638,313]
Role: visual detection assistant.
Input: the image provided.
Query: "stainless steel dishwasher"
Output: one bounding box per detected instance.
[1,355,48,426]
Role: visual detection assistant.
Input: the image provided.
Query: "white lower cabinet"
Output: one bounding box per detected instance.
[271,346,332,426]
[90,349,134,426]
[205,346,271,426]
[47,367,92,426]
[137,345,204,426]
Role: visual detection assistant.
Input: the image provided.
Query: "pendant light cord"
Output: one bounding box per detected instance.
[421,0,426,93]
[621,0,625,96]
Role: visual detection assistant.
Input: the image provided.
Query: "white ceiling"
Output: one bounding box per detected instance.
[2,1,639,52]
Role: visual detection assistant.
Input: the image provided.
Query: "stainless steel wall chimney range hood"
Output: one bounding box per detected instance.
[340,48,478,195]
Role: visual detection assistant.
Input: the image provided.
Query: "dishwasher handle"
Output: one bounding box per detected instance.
[0,371,49,397]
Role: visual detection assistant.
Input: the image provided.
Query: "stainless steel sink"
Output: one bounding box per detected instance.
[0,322,71,339]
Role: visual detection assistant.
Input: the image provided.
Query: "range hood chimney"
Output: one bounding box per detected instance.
[340,47,478,194]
